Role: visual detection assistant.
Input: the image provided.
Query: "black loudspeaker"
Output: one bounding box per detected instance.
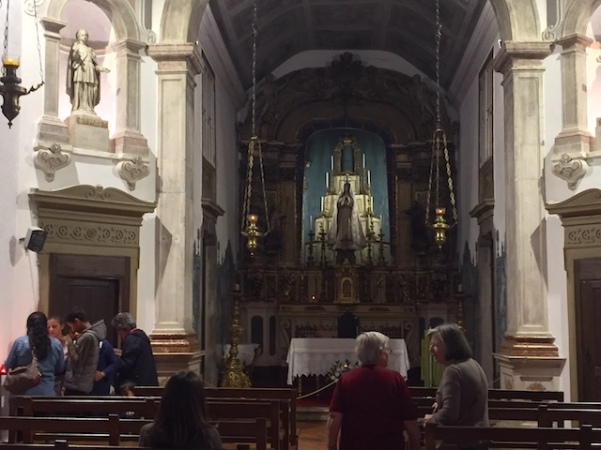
[24,227,47,252]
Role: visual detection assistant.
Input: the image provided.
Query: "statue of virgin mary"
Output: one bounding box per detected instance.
[329,182,366,251]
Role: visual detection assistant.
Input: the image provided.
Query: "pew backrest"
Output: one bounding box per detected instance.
[424,422,601,450]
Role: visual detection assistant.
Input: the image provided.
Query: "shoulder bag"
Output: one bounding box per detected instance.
[3,350,42,394]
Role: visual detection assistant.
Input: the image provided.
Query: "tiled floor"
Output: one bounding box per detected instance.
[297,420,327,450]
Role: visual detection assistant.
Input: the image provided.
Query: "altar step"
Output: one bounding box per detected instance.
[298,405,329,421]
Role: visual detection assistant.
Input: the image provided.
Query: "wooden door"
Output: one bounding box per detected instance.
[49,254,130,347]
[576,258,601,401]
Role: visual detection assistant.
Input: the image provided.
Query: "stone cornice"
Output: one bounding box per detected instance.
[39,18,67,35]
[111,39,147,55]
[30,185,156,220]
[545,189,601,218]
[493,41,553,74]
[469,199,495,224]
[201,198,226,222]
[148,43,203,75]
[555,33,593,51]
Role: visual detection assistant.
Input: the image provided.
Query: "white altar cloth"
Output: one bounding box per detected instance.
[286,338,409,385]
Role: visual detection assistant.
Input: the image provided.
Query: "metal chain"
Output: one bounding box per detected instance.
[258,140,270,235]
[33,0,44,84]
[251,0,257,138]
[2,0,9,75]
[435,0,441,126]
[241,138,255,231]
[443,134,458,224]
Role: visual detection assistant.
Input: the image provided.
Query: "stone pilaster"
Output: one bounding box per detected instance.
[111,39,149,156]
[147,43,202,377]
[493,41,566,390]
[36,18,69,148]
[552,34,593,189]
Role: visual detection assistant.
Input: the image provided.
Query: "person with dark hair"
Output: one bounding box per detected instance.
[424,323,489,449]
[138,370,222,449]
[4,312,65,395]
[111,312,158,392]
[327,331,420,450]
[63,308,105,395]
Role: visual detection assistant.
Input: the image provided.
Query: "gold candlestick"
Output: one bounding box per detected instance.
[221,299,251,387]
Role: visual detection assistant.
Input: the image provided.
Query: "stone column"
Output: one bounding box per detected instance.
[36,18,69,147]
[111,39,149,156]
[552,34,593,188]
[147,43,202,379]
[493,42,565,390]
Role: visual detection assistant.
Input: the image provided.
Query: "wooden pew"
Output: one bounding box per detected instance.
[409,386,564,402]
[135,385,298,450]
[9,396,276,450]
[10,396,159,419]
[0,443,146,450]
[0,414,125,445]
[424,422,601,450]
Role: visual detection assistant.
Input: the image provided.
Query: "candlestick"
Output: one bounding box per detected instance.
[320,197,324,212]
[362,154,366,168]
[310,215,313,231]
[367,170,371,187]
[330,156,334,171]
[326,172,329,189]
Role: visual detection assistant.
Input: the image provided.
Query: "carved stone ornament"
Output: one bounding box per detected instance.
[34,143,71,182]
[552,153,589,190]
[117,155,150,190]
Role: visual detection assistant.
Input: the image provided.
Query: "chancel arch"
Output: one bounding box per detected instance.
[236,53,461,384]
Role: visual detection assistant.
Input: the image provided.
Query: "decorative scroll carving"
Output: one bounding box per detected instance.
[117,155,150,190]
[33,143,71,182]
[566,225,601,247]
[40,221,139,246]
[552,153,589,190]
[542,0,564,41]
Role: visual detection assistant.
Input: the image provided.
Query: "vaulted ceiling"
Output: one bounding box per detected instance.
[209,0,489,91]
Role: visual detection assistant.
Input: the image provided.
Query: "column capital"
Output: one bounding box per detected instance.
[148,43,202,75]
[39,18,67,35]
[111,38,147,56]
[556,33,593,52]
[493,41,553,74]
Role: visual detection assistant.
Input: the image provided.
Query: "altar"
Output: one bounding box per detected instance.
[286,337,409,385]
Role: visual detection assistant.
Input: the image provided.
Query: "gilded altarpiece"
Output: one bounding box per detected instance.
[236,54,460,379]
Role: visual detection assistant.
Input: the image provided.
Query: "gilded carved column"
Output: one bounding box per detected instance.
[552,34,593,189]
[147,43,202,378]
[493,42,565,390]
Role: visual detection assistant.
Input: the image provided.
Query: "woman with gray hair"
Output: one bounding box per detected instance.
[111,312,158,392]
[327,331,420,450]
[424,323,489,449]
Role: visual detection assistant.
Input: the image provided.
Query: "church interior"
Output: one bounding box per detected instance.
[3,0,601,430]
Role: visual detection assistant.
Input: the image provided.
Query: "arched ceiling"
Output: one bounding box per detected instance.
[209,0,489,90]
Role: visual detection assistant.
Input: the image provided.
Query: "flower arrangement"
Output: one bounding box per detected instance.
[327,359,358,381]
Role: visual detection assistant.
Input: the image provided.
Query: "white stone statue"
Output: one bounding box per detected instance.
[66,29,110,114]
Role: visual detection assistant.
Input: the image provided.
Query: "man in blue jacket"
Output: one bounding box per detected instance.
[111,312,158,392]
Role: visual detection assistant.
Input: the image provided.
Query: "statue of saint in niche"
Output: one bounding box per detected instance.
[66,29,110,114]
[329,182,366,252]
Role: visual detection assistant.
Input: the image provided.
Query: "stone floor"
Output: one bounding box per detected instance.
[297,419,327,450]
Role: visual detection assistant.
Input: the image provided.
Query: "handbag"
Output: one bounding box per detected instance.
[3,351,42,394]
